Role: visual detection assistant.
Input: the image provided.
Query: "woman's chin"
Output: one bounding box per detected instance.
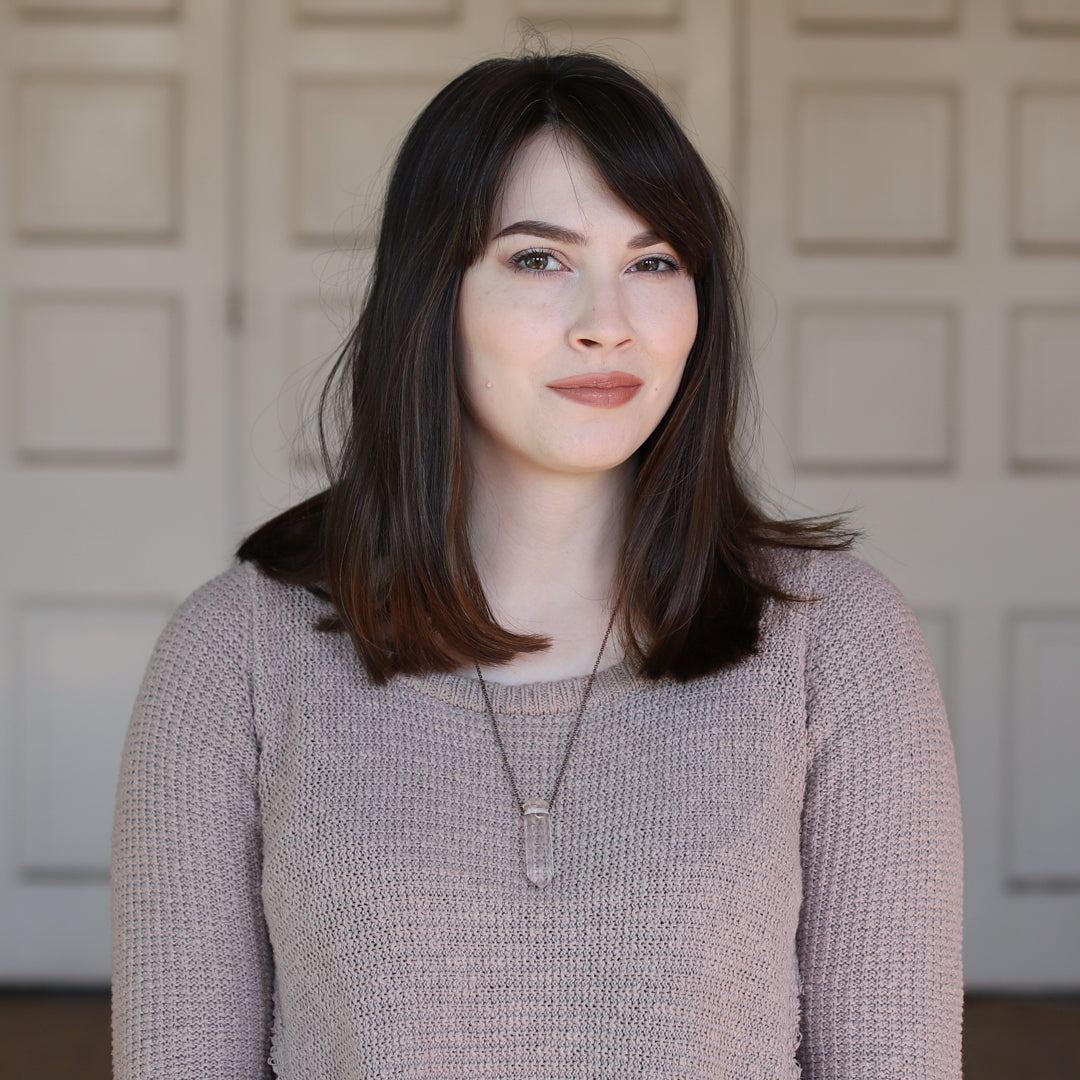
[538,446,640,478]
[536,433,648,476]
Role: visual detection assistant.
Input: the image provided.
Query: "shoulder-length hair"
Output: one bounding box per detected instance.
[239,50,852,684]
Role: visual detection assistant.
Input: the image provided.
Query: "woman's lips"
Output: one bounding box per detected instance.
[546,371,644,409]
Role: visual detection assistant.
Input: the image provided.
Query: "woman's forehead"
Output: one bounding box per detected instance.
[491,129,645,238]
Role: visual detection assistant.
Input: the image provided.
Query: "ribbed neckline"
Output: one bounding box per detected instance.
[396,658,645,716]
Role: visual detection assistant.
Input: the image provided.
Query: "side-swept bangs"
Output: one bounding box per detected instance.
[238,51,852,684]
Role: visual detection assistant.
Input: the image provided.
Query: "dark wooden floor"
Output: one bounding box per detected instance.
[1,990,1078,1078]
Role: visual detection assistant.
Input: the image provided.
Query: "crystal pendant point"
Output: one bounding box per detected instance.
[522,799,554,888]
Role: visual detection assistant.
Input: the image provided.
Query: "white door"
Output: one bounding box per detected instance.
[0,0,738,982]
[743,0,1080,989]
[0,0,235,981]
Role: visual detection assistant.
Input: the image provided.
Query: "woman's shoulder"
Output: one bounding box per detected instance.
[158,559,330,663]
[180,558,328,616]
[764,547,927,680]
[138,562,338,740]
[169,559,254,620]
[145,563,254,674]
[775,548,939,709]
[769,546,910,616]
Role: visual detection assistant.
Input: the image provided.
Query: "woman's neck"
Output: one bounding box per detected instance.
[466,454,632,684]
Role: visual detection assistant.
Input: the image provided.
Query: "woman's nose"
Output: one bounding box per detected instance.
[569,276,633,353]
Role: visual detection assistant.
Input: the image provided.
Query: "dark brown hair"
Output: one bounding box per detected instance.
[238,51,853,684]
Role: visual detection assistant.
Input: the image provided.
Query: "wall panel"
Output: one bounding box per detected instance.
[15,0,177,14]
[513,0,679,21]
[291,77,443,243]
[1008,613,1080,886]
[1012,87,1080,251]
[1013,0,1080,31]
[13,294,179,462]
[791,306,955,469]
[792,85,956,251]
[15,75,179,241]
[1009,307,1080,470]
[16,600,172,875]
[795,0,957,31]
[794,84,954,250]
[294,0,457,19]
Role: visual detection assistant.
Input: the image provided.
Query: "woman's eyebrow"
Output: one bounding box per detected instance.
[493,220,585,245]
[492,220,663,249]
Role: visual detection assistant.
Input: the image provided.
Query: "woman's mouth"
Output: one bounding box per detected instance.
[546,371,644,408]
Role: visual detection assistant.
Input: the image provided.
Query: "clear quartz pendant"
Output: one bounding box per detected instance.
[522,799,554,888]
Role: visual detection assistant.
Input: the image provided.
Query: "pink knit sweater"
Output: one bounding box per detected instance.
[111,549,962,1078]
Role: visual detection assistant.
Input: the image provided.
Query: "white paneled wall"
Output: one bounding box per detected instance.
[0,0,233,981]
[3,0,1078,991]
[746,0,1080,989]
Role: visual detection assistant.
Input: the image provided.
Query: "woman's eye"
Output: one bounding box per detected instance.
[632,255,679,273]
[512,250,561,272]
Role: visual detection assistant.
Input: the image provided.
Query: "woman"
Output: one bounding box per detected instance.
[112,52,962,1079]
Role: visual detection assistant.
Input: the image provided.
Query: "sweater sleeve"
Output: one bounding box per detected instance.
[111,565,274,1079]
[796,552,963,1080]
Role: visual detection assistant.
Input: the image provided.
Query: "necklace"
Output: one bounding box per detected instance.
[474,611,617,889]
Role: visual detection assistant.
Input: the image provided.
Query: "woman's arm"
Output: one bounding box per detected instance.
[111,566,274,1079]
[797,553,963,1079]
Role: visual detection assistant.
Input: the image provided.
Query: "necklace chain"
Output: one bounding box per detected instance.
[474,610,618,815]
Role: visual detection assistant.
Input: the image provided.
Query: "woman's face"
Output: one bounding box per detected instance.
[457,129,698,482]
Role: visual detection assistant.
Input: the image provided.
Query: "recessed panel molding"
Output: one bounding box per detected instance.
[513,0,678,20]
[16,75,179,241]
[1013,88,1080,251]
[13,294,180,463]
[15,0,177,14]
[795,0,957,30]
[1013,0,1080,31]
[792,305,955,470]
[292,78,444,244]
[16,599,173,875]
[1008,613,1080,887]
[294,0,457,18]
[1010,307,1080,469]
[793,85,957,251]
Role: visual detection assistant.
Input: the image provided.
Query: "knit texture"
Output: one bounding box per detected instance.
[111,549,962,1079]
